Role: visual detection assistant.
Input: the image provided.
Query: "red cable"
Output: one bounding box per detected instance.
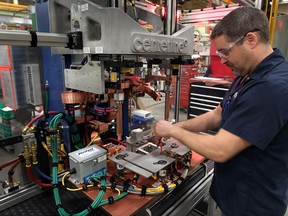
[26,167,52,187]
[26,111,59,127]
[94,107,114,113]
[8,160,21,183]
[0,157,20,170]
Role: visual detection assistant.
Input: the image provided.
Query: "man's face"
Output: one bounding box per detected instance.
[213,35,247,76]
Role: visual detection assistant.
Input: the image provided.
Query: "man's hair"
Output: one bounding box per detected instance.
[210,6,270,44]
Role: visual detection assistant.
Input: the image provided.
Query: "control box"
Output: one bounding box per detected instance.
[69,145,107,183]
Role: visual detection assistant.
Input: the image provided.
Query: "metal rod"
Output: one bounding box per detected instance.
[164,68,171,121]
[165,0,176,35]
[174,66,181,122]
[180,4,241,24]
[269,0,279,47]
[0,30,68,47]
[255,0,263,9]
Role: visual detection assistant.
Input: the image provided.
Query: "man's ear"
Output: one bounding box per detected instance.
[246,32,258,47]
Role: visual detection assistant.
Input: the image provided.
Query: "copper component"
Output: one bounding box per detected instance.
[107,97,117,120]
[135,85,161,101]
[121,82,130,89]
[75,115,94,124]
[89,120,109,134]
[106,88,115,94]
[61,91,86,104]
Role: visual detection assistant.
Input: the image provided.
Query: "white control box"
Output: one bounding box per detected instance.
[69,145,107,183]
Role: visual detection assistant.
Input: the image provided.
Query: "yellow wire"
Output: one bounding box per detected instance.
[132,182,176,193]
[115,187,121,196]
[87,133,99,147]
[62,171,94,191]
[107,186,121,196]
[42,143,53,157]
[62,171,70,186]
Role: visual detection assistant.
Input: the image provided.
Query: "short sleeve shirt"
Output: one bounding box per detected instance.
[210,49,288,216]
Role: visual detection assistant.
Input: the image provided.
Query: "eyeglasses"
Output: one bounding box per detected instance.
[216,35,245,59]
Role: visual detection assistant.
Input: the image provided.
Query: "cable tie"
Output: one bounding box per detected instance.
[29,30,38,47]
[162,184,169,193]
[49,129,58,135]
[141,185,147,196]
[18,154,25,161]
[133,174,139,182]
[56,204,63,209]
[52,183,60,188]
[124,179,131,187]
[100,186,106,192]
[52,162,58,167]
[108,196,114,204]
[8,171,15,176]
[82,185,88,191]
[87,205,94,214]
[123,184,129,192]
[173,180,179,187]
[111,182,117,190]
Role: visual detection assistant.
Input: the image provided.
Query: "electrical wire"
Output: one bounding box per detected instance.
[61,171,94,192]
[0,157,20,170]
[22,111,59,134]
[49,113,83,150]
[86,133,100,147]
[94,100,115,113]
[50,124,106,216]
[108,168,189,196]
[26,166,52,187]
[8,159,21,184]
[34,165,63,183]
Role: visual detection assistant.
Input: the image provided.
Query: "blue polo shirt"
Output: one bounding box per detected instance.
[210,49,288,216]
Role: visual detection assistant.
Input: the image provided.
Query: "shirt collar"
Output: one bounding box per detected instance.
[248,48,285,80]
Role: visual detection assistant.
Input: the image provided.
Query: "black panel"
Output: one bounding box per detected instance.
[0,184,106,216]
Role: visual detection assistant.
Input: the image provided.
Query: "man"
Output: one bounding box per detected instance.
[155,6,288,216]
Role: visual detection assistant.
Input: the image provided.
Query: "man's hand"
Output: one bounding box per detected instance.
[155,120,175,138]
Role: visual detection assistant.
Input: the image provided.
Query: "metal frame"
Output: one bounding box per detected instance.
[180,4,241,24]
[48,0,194,57]
[0,183,43,212]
